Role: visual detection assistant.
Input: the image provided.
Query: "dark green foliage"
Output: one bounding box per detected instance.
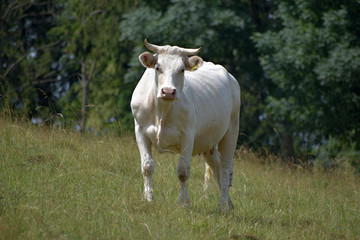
[253,0,360,162]
[0,0,66,120]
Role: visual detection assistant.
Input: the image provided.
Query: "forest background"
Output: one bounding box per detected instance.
[1,0,359,169]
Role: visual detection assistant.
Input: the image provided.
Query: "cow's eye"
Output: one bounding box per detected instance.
[180,69,185,73]
[155,66,161,72]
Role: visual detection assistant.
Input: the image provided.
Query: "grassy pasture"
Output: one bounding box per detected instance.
[0,119,359,239]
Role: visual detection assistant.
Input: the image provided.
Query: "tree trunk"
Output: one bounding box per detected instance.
[80,61,88,133]
[80,59,96,133]
[281,128,295,162]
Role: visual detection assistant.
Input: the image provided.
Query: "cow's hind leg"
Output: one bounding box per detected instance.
[202,147,221,192]
[135,123,155,201]
[218,118,239,213]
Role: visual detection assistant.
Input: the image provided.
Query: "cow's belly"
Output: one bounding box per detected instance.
[144,124,228,156]
[192,122,229,155]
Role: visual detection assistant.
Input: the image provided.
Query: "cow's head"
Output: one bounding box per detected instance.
[139,39,203,101]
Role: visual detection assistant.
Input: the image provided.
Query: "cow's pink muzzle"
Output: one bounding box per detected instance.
[161,87,176,100]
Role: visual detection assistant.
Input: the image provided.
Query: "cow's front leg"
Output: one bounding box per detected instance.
[135,123,155,201]
[142,154,155,201]
[177,141,193,208]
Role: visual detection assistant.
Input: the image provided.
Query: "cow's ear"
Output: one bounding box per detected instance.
[139,52,157,68]
[186,56,203,71]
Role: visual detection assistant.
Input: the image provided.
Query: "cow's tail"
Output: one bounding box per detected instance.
[204,162,212,192]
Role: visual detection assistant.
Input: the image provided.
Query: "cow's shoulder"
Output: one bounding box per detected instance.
[131,69,156,123]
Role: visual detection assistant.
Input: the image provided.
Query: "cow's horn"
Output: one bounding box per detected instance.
[182,47,202,56]
[144,39,162,53]
[144,39,201,55]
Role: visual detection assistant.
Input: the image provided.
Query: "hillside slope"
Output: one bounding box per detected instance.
[0,119,359,239]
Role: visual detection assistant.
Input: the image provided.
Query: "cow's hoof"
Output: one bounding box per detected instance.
[218,202,234,214]
[178,199,191,209]
[228,198,235,210]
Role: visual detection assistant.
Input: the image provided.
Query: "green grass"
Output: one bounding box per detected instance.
[1,118,359,240]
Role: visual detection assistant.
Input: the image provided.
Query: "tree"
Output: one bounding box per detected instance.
[52,0,104,132]
[52,0,140,132]
[253,0,360,160]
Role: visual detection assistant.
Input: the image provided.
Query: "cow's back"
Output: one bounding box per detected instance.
[179,61,240,154]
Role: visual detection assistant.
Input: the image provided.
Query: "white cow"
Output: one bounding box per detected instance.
[131,40,240,212]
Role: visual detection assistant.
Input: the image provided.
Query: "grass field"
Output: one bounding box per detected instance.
[1,118,359,239]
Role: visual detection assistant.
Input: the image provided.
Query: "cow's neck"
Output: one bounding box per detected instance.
[154,99,173,142]
[155,99,172,125]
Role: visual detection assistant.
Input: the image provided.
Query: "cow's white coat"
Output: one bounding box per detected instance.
[131,42,240,212]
